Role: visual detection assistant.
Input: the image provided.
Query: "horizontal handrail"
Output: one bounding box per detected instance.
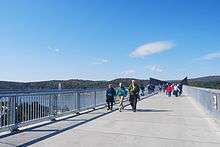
[0,89,106,97]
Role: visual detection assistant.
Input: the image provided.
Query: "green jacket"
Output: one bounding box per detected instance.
[128,84,140,95]
[116,87,127,96]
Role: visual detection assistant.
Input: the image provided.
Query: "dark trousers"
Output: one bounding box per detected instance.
[107,101,113,110]
[173,91,178,97]
[129,95,137,111]
[179,90,182,96]
[106,96,114,110]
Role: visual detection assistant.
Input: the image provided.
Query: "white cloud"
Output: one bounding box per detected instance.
[48,46,60,53]
[54,48,60,53]
[120,69,136,77]
[129,41,175,57]
[145,65,163,73]
[92,59,110,65]
[201,51,220,60]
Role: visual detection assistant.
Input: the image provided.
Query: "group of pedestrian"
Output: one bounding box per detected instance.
[165,83,183,97]
[105,80,140,112]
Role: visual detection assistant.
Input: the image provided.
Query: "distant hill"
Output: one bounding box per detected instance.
[0,78,149,91]
[188,76,220,90]
[0,76,220,92]
[190,76,220,82]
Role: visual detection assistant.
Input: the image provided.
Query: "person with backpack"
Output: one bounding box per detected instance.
[106,84,116,111]
[128,80,140,112]
[116,83,127,112]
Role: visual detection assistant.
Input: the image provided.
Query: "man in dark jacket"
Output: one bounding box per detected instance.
[128,80,140,112]
[178,84,183,96]
[140,84,145,96]
[106,84,116,110]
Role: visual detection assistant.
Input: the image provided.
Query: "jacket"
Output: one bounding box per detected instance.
[166,86,173,93]
[106,87,116,98]
[116,87,127,97]
[128,84,140,96]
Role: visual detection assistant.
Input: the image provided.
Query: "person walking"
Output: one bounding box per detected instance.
[166,84,173,97]
[106,84,116,111]
[164,83,169,94]
[140,84,145,96]
[116,83,127,112]
[128,80,140,112]
[173,84,180,97]
[178,84,183,96]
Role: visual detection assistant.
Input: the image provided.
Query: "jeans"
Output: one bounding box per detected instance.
[106,96,114,110]
[107,101,113,110]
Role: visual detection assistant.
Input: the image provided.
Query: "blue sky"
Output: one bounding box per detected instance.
[0,0,220,82]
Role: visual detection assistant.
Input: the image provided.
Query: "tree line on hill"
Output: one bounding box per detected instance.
[0,76,220,91]
[0,78,149,91]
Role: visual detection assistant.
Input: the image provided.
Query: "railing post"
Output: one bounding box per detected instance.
[212,93,218,110]
[49,94,57,121]
[76,92,80,115]
[93,91,97,110]
[217,93,220,111]
[9,96,19,132]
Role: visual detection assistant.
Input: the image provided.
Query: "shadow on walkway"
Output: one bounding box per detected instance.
[0,94,158,147]
[137,108,172,112]
[0,106,117,147]
[20,108,117,147]
[124,108,171,112]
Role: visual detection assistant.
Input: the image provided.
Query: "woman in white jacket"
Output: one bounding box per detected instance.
[173,84,180,97]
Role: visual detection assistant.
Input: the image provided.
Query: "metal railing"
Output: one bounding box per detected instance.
[0,88,156,133]
[0,89,106,132]
[183,85,220,118]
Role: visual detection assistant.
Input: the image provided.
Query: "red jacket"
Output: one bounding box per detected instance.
[166,86,173,93]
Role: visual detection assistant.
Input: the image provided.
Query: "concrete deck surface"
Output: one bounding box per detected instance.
[0,93,220,147]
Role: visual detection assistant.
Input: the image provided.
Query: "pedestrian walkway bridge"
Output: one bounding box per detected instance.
[0,86,220,147]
